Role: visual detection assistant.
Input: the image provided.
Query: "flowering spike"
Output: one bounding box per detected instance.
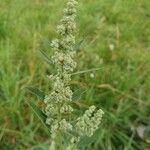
[42,0,104,149]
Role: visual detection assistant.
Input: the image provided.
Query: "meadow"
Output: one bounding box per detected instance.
[0,0,150,149]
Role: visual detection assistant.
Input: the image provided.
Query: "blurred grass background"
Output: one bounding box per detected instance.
[0,0,150,149]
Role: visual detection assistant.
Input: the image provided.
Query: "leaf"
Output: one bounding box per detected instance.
[27,100,48,128]
[73,38,84,51]
[72,88,87,101]
[25,86,45,100]
[39,49,53,65]
[42,37,52,46]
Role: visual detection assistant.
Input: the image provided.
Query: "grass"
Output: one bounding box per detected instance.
[0,0,150,149]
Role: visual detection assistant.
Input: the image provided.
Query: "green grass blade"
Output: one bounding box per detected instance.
[71,67,103,76]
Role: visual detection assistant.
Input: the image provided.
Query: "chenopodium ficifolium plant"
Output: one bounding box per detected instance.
[30,0,104,149]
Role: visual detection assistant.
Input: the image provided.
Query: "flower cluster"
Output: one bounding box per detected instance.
[75,106,104,137]
[43,0,104,149]
[66,137,80,150]
[44,0,78,140]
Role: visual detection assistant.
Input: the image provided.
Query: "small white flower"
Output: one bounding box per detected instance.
[51,39,59,50]
[60,104,73,113]
[59,119,72,131]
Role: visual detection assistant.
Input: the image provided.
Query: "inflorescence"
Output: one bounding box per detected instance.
[44,0,104,149]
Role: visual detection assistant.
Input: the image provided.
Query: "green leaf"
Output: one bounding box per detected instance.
[39,49,53,65]
[72,88,87,101]
[27,100,48,128]
[25,86,45,100]
[73,38,84,51]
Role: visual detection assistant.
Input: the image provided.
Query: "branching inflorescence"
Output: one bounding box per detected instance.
[43,0,104,149]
